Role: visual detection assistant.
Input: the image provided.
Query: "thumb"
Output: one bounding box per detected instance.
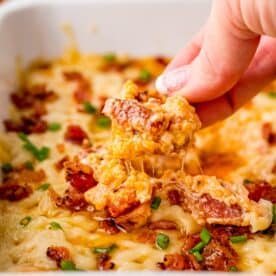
[156,0,260,102]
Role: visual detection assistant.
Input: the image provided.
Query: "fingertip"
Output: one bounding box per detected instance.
[155,75,168,94]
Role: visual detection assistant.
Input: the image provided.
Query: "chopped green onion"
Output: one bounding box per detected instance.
[24,161,34,170]
[48,122,61,132]
[229,265,239,272]
[96,116,111,128]
[267,91,276,99]
[272,204,276,224]
[156,233,170,250]
[139,69,151,82]
[1,163,13,173]
[49,221,62,230]
[18,133,50,161]
[20,216,32,227]
[200,227,211,244]
[92,244,117,254]
[243,179,253,184]
[151,196,161,210]
[103,53,116,63]
[83,101,97,114]
[230,234,247,244]
[192,251,203,262]
[60,260,77,271]
[37,183,50,191]
[189,241,206,253]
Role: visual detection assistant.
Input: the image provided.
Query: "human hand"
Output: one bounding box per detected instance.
[156,0,276,126]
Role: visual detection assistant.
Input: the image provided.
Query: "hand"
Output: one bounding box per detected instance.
[156,0,276,126]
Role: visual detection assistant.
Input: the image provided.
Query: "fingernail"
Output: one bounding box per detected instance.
[155,67,188,94]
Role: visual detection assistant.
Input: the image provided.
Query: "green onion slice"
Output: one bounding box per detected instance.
[1,163,13,173]
[272,204,276,224]
[230,234,247,243]
[189,241,206,253]
[18,133,50,161]
[267,91,276,98]
[243,179,253,184]
[156,233,170,250]
[92,244,117,254]
[24,161,34,170]
[229,265,239,272]
[20,216,32,227]
[151,196,161,210]
[96,116,111,128]
[200,227,211,244]
[192,251,203,262]
[48,122,61,132]
[83,101,97,114]
[49,221,62,230]
[37,183,50,191]
[60,260,77,271]
[139,69,151,82]
[103,53,116,63]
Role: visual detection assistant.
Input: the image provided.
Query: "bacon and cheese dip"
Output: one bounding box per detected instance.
[0,47,275,273]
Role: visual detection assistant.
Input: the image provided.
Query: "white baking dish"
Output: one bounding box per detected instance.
[0,0,245,275]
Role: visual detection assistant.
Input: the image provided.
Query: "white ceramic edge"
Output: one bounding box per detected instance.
[0,0,266,275]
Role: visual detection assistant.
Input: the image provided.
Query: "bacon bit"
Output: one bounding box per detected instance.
[182,234,201,252]
[148,220,177,230]
[158,253,202,271]
[262,122,276,145]
[55,156,70,171]
[136,229,156,244]
[64,125,88,145]
[202,240,238,271]
[18,168,46,183]
[114,203,151,231]
[99,219,120,235]
[207,225,251,246]
[167,189,182,205]
[4,117,48,134]
[56,186,88,212]
[46,246,72,267]
[63,71,91,104]
[63,71,84,81]
[0,183,32,201]
[97,254,115,270]
[107,195,140,218]
[65,159,96,192]
[66,171,97,193]
[189,193,242,219]
[154,56,169,66]
[56,143,66,154]
[245,181,276,203]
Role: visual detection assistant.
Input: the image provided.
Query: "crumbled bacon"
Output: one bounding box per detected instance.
[207,224,251,246]
[136,229,156,244]
[64,125,88,145]
[97,254,115,270]
[99,219,120,235]
[65,159,97,192]
[167,189,182,205]
[148,220,177,230]
[4,117,48,134]
[262,122,276,145]
[158,253,202,271]
[245,181,276,203]
[0,183,32,201]
[63,71,91,103]
[202,240,238,271]
[182,234,201,252]
[56,186,88,211]
[185,193,242,220]
[18,168,46,183]
[55,156,70,171]
[46,246,72,267]
[154,56,169,66]
[114,203,151,231]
